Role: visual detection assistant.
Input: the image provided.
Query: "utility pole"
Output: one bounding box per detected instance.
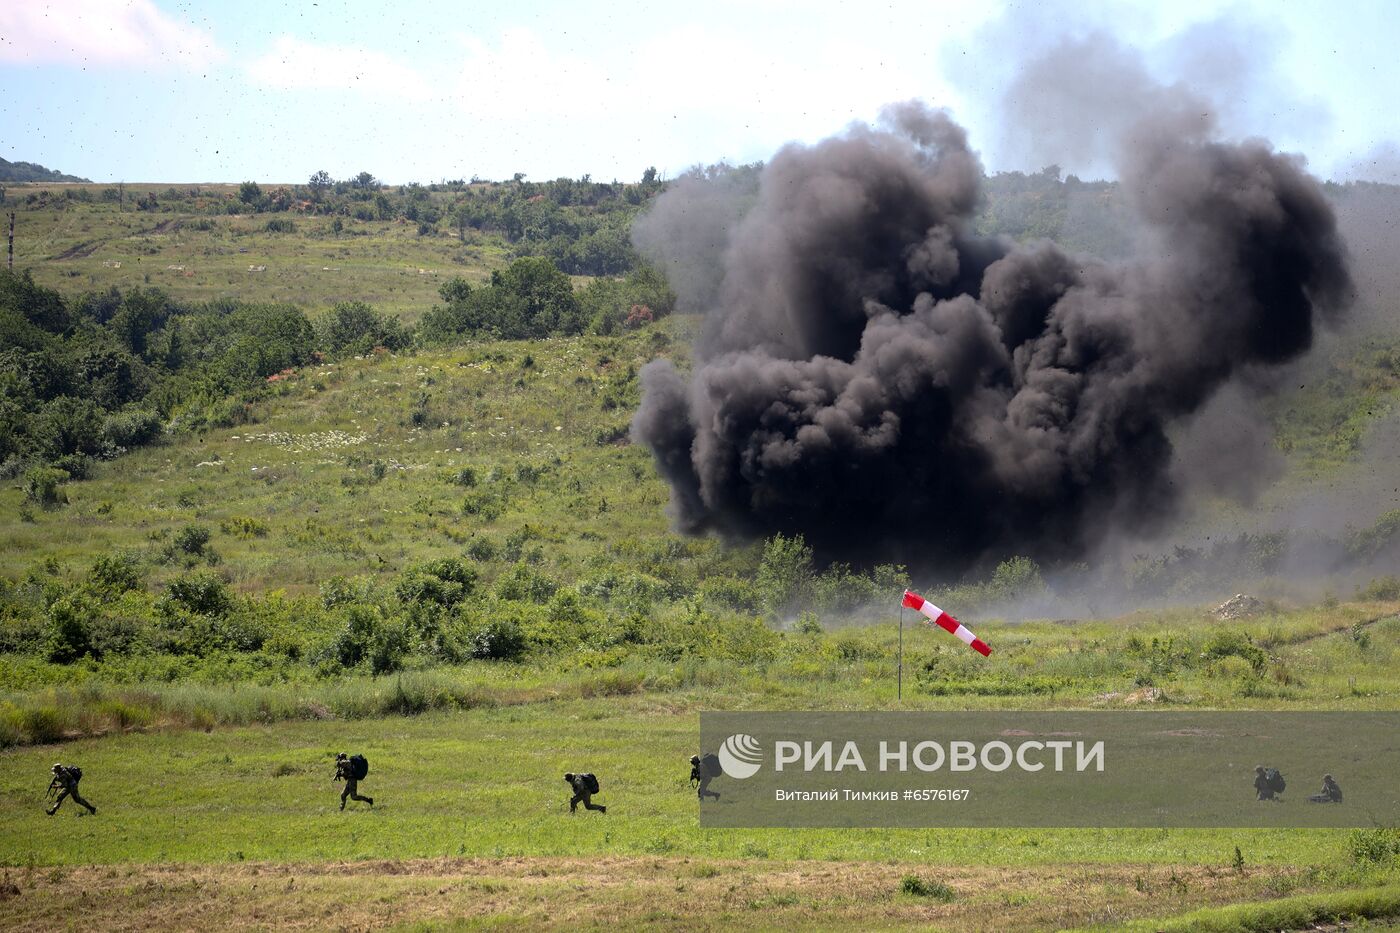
[7,212,13,271]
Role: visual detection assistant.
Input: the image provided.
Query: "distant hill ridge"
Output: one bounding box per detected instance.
[0,157,90,183]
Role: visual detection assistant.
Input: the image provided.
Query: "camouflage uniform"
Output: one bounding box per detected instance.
[565,772,606,813]
[46,764,96,816]
[690,755,720,801]
[335,753,374,810]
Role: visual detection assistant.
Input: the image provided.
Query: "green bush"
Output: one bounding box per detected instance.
[757,533,813,617]
[165,570,233,616]
[495,563,558,603]
[469,618,527,661]
[1359,575,1400,601]
[101,408,163,449]
[173,524,212,556]
[23,466,69,507]
[88,551,144,594]
[395,558,477,608]
[45,594,95,662]
[317,301,411,357]
[1200,630,1268,674]
[1350,828,1400,864]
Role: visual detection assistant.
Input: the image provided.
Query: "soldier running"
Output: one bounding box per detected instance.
[46,763,96,816]
[334,753,374,810]
[564,772,606,813]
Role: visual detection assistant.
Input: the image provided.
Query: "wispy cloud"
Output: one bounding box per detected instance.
[0,0,223,69]
[247,36,433,99]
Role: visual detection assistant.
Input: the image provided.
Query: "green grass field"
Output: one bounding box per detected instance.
[8,187,1400,930]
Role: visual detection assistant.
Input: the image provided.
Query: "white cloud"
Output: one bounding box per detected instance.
[0,0,223,69]
[247,36,433,100]
[442,26,956,145]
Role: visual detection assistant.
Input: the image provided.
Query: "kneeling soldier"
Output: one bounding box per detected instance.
[46,763,96,816]
[564,771,606,813]
[334,752,374,810]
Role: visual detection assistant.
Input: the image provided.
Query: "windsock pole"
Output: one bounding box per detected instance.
[902,589,992,657]
[898,604,904,701]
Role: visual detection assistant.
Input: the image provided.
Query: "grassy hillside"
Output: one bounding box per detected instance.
[0,320,682,590]
[2,184,504,319]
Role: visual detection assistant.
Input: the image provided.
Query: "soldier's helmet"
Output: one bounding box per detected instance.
[1324,774,1334,781]
[51,763,62,773]
[689,755,700,765]
[1255,765,1265,773]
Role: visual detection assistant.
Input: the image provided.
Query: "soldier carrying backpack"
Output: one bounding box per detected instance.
[564,771,606,813]
[334,752,374,810]
[1254,765,1286,801]
[46,763,96,816]
[690,753,722,801]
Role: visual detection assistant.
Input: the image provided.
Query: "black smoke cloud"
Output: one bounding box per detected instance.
[632,103,1352,571]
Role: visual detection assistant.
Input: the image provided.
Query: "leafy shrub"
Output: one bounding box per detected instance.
[324,606,409,674]
[466,536,497,562]
[793,612,823,635]
[1349,828,1400,864]
[469,618,527,661]
[757,533,813,617]
[88,551,144,594]
[698,577,761,612]
[1200,630,1268,674]
[395,558,477,608]
[991,556,1045,600]
[50,453,93,480]
[494,563,557,603]
[317,301,411,357]
[264,218,295,233]
[24,467,69,507]
[320,575,377,609]
[101,409,163,449]
[1358,575,1400,601]
[45,594,95,662]
[173,524,212,556]
[165,570,232,616]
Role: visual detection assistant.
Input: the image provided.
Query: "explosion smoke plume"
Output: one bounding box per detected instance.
[633,103,1352,570]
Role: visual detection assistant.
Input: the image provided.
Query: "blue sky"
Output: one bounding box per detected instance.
[1,0,1396,184]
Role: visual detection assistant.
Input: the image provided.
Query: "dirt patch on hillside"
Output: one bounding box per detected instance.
[52,240,102,260]
[0,856,1321,931]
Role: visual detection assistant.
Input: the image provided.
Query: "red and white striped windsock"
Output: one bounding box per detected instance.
[902,590,991,657]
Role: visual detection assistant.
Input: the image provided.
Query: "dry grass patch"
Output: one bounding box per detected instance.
[0,858,1318,932]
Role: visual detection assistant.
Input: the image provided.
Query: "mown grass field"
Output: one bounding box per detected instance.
[6,596,1400,929]
[2,692,1399,931]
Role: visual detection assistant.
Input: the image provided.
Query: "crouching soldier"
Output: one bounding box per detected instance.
[1308,774,1343,803]
[564,772,606,813]
[690,753,721,801]
[46,763,96,816]
[334,752,374,810]
[1254,765,1285,801]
